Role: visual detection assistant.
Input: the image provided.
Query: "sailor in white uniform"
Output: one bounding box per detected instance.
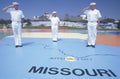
[82,2,102,48]
[47,11,60,42]
[3,2,24,47]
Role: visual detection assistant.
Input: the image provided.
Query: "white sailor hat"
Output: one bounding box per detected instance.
[12,2,19,5]
[52,11,57,14]
[90,2,96,5]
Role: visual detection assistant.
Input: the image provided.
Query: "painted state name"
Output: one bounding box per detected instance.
[28,66,117,77]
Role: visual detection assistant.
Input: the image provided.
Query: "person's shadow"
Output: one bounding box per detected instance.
[22,42,35,46]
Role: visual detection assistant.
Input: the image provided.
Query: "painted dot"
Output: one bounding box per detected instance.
[65,56,76,62]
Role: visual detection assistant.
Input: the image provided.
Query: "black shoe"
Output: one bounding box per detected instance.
[18,45,23,47]
[15,45,19,48]
[15,45,22,48]
[91,45,95,48]
[86,45,91,47]
[53,40,57,42]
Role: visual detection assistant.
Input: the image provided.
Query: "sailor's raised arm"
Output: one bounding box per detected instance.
[3,5,13,11]
[82,6,90,13]
[44,13,52,20]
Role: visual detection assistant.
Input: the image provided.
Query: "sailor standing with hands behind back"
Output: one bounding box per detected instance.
[3,2,25,48]
[82,2,102,48]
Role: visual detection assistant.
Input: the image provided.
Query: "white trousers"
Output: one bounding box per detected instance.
[87,22,97,45]
[12,22,22,46]
[51,25,58,41]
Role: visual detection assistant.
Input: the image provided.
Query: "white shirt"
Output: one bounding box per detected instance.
[49,16,60,26]
[84,9,102,22]
[7,8,24,22]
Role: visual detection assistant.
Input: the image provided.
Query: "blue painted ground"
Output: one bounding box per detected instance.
[0,37,120,79]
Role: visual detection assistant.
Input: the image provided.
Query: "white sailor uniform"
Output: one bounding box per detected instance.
[84,9,102,45]
[7,8,24,46]
[49,15,60,41]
